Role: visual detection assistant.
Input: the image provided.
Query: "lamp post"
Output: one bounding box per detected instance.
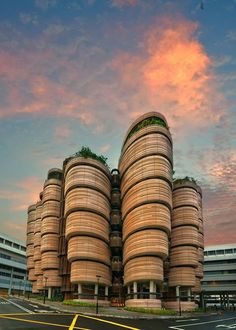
[96,275,101,314]
[43,276,48,304]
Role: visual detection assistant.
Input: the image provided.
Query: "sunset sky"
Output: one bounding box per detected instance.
[0,0,235,246]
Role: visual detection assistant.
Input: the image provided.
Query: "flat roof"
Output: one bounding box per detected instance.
[205,243,236,251]
[0,232,25,247]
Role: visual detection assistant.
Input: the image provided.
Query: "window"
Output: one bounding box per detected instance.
[20,246,26,251]
[0,253,11,260]
[216,250,224,255]
[208,251,216,255]
[13,243,20,249]
[0,238,4,243]
[5,240,12,246]
[225,249,233,254]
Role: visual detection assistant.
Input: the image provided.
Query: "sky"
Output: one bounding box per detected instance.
[0,0,235,246]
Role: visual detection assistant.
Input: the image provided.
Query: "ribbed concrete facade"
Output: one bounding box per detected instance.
[26,112,204,310]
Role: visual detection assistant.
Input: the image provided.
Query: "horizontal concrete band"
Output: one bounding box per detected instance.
[122,199,172,221]
[120,152,173,178]
[41,217,60,235]
[64,183,110,202]
[124,256,163,285]
[64,157,111,179]
[121,121,172,154]
[169,246,198,268]
[64,164,111,196]
[64,188,110,219]
[67,236,110,266]
[41,233,59,252]
[123,229,168,265]
[65,211,109,242]
[172,206,199,228]
[43,179,62,189]
[168,266,196,287]
[43,269,62,287]
[121,175,173,202]
[70,260,111,286]
[123,203,171,240]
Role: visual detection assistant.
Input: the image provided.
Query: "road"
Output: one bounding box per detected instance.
[0,296,236,329]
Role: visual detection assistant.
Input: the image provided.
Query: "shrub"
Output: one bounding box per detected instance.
[123,307,177,315]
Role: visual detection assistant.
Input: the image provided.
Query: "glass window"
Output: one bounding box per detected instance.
[216,250,224,255]
[208,251,215,255]
[5,240,12,246]
[13,243,20,249]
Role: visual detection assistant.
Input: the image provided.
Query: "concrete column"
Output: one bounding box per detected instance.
[78,283,82,298]
[176,286,180,300]
[149,281,155,299]
[95,283,98,300]
[127,286,130,294]
[105,286,109,301]
[188,288,191,301]
[133,282,137,299]
[8,268,14,295]
[47,287,52,299]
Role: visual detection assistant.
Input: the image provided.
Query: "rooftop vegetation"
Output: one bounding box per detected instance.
[174,176,197,185]
[64,146,109,168]
[125,116,168,144]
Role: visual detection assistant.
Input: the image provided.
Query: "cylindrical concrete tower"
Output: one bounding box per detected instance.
[119,112,172,308]
[192,186,204,294]
[33,195,44,292]
[64,156,111,304]
[167,179,199,311]
[41,168,63,298]
[26,204,37,291]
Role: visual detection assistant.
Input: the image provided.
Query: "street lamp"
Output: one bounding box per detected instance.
[43,276,48,304]
[96,275,101,314]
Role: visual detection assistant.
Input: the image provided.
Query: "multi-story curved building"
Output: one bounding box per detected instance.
[119,112,172,308]
[41,168,63,298]
[26,112,204,310]
[166,179,200,310]
[64,157,111,304]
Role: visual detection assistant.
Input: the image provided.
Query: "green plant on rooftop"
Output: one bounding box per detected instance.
[64,146,109,168]
[174,176,197,185]
[125,117,168,144]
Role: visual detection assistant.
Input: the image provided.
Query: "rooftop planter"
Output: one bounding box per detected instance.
[64,146,109,168]
[125,116,169,144]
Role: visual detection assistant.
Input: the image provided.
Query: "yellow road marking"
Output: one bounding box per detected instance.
[0,314,90,330]
[77,313,141,330]
[69,314,79,330]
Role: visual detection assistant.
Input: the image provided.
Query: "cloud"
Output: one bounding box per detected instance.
[35,0,57,10]
[111,15,225,134]
[0,176,43,211]
[227,30,236,41]
[19,13,38,25]
[110,0,138,7]
[54,125,72,139]
[99,144,111,153]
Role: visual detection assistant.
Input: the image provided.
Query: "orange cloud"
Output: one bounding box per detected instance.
[111,16,225,133]
[0,176,43,211]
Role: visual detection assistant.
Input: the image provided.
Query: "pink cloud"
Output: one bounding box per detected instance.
[54,125,72,139]
[99,144,111,153]
[0,176,43,211]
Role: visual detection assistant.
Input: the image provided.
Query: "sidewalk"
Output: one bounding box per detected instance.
[22,297,214,320]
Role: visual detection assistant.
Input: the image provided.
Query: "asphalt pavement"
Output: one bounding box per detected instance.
[0,296,236,330]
